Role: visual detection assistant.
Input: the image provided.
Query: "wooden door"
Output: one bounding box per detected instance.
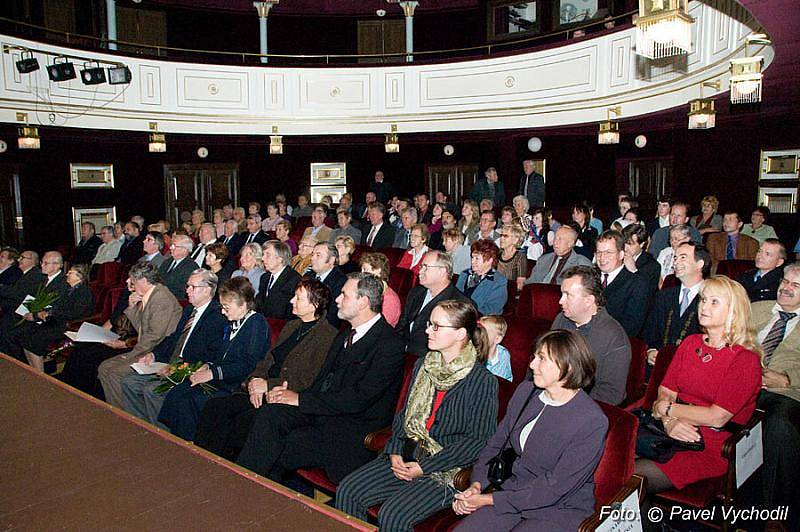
[357,20,405,64]
[0,165,24,248]
[164,164,239,229]
[426,164,479,205]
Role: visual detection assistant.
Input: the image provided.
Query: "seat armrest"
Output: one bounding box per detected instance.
[364,426,392,453]
[578,475,646,532]
[453,467,473,491]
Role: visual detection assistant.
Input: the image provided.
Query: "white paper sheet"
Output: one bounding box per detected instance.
[63,322,120,343]
[15,295,35,316]
[130,362,169,375]
[735,421,763,488]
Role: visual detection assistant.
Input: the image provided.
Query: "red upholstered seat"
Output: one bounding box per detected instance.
[290,216,312,242]
[376,247,405,269]
[503,282,518,316]
[502,315,550,385]
[351,245,366,265]
[266,317,287,347]
[640,344,678,411]
[95,262,129,287]
[661,274,679,289]
[593,402,638,509]
[715,259,755,279]
[388,267,416,304]
[623,337,648,407]
[515,283,562,322]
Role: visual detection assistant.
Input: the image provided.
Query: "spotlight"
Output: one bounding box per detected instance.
[80,63,106,85]
[47,57,76,82]
[16,52,39,74]
[108,65,132,85]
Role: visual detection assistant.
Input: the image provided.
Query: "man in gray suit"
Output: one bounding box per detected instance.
[392,207,418,250]
[330,209,362,244]
[140,231,166,268]
[524,225,592,285]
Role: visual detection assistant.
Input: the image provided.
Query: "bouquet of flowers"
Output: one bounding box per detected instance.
[43,339,73,362]
[16,285,60,326]
[153,360,216,395]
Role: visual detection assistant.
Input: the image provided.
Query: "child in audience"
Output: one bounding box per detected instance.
[479,315,512,382]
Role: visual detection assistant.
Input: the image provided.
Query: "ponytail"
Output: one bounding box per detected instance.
[472,324,491,362]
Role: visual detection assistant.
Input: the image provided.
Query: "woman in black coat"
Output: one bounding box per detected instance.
[20,264,95,371]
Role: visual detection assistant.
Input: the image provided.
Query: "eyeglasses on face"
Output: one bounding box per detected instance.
[419,264,445,272]
[186,284,208,290]
[426,320,459,332]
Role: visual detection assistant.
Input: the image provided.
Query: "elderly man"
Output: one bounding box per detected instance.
[256,240,301,319]
[97,261,182,408]
[301,206,333,243]
[330,209,362,244]
[117,221,145,265]
[524,225,592,285]
[518,159,545,209]
[738,238,786,302]
[395,250,472,357]
[242,215,268,246]
[236,273,405,483]
[595,230,649,337]
[392,207,418,250]
[752,263,800,529]
[306,242,346,326]
[742,206,779,244]
[191,223,218,267]
[354,191,377,222]
[92,225,123,268]
[706,210,759,270]
[471,209,501,245]
[470,166,506,208]
[0,248,22,288]
[551,265,631,405]
[649,201,702,257]
[363,202,396,248]
[74,222,102,265]
[0,251,45,315]
[217,219,244,260]
[140,231,166,268]
[159,234,198,299]
[643,242,709,367]
[120,269,227,426]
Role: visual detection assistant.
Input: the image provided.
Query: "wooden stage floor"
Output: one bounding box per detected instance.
[0,354,374,531]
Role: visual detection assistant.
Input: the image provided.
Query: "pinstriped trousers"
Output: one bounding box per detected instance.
[336,455,457,532]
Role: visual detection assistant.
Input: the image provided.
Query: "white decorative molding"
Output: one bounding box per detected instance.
[0,1,770,135]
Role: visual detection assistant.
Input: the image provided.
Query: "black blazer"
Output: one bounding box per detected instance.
[0,267,46,312]
[256,267,301,319]
[48,282,94,325]
[384,360,498,475]
[117,235,145,265]
[153,300,227,364]
[298,317,405,482]
[738,267,782,302]
[635,251,661,298]
[44,271,70,301]
[396,283,472,357]
[603,267,649,337]
[241,231,268,246]
[362,223,396,249]
[73,235,102,264]
[158,257,198,300]
[306,267,347,327]
[0,265,22,288]
[217,233,245,264]
[643,285,701,350]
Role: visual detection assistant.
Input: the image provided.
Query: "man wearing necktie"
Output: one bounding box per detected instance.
[192,223,218,268]
[595,231,649,337]
[392,208,417,250]
[706,211,759,272]
[305,242,346,326]
[752,263,800,530]
[737,238,786,302]
[255,241,300,319]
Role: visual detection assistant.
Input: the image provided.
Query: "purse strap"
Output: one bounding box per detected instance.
[497,386,539,452]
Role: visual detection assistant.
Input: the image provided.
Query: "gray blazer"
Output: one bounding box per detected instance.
[124,283,183,359]
[330,225,362,245]
[524,250,592,285]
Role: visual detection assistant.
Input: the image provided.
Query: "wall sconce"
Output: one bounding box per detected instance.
[269,126,283,155]
[385,124,400,153]
[634,0,694,59]
[687,80,720,130]
[598,107,621,145]
[148,122,166,153]
[730,34,770,104]
[17,112,40,150]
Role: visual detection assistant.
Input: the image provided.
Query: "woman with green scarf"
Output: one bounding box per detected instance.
[336,299,499,531]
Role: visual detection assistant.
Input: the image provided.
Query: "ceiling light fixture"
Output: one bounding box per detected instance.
[16,113,40,150]
[634,0,694,59]
[687,80,720,130]
[385,124,400,153]
[598,107,622,145]
[729,34,770,105]
[148,122,166,153]
[269,126,283,155]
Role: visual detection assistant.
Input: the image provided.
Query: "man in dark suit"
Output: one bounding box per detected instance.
[121,269,227,425]
[595,231,649,337]
[217,219,245,265]
[519,159,545,209]
[415,193,434,226]
[0,248,22,288]
[362,202,396,249]
[256,241,301,319]
[306,242,346,326]
[622,224,660,299]
[241,215,268,246]
[369,170,396,205]
[116,221,145,265]
[470,167,506,209]
[73,222,102,265]
[738,239,786,302]
[158,234,198,300]
[0,250,45,315]
[645,197,672,237]
[391,207,417,250]
[353,191,377,224]
[396,250,471,357]
[236,273,405,483]
[643,242,709,367]
[39,251,69,301]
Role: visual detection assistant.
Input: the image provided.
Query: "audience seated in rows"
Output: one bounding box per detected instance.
[456,239,507,315]
[706,210,759,270]
[737,238,786,302]
[255,240,300,320]
[305,242,346,327]
[525,225,592,285]
[359,252,401,327]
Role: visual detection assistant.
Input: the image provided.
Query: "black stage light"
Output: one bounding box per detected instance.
[81,64,106,85]
[16,52,39,74]
[47,58,76,82]
[108,65,132,85]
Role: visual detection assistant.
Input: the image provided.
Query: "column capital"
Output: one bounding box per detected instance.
[253,1,278,18]
[399,1,419,17]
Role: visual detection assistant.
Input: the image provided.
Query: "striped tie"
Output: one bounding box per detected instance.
[170,308,198,361]
[762,311,796,365]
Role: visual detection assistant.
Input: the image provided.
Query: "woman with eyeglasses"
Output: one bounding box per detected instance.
[634,276,761,497]
[195,279,336,458]
[456,239,508,315]
[397,223,430,280]
[497,224,527,292]
[290,236,316,275]
[158,277,269,441]
[337,299,498,531]
[231,243,266,293]
[453,329,606,531]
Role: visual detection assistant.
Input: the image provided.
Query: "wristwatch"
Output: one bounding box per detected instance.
[665,402,674,417]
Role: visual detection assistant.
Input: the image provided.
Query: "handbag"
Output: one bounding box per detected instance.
[484,388,538,492]
[632,408,704,463]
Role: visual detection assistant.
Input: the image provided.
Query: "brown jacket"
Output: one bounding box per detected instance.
[753,300,800,402]
[706,231,759,271]
[124,284,182,359]
[247,318,338,391]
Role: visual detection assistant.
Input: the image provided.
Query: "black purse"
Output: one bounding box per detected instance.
[484,388,538,492]
[400,437,429,463]
[632,408,704,463]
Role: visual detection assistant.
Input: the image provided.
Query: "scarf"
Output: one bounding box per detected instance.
[403,342,478,486]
